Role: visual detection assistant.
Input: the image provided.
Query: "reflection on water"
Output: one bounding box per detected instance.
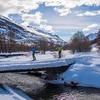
[30,84,100,100]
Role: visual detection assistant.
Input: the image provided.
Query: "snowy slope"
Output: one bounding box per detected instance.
[87,33,98,41]
[0,16,39,44]
[35,29,65,45]
[0,16,65,45]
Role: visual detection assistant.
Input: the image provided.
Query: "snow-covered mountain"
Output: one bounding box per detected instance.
[87,33,98,41]
[35,29,65,44]
[0,15,65,45]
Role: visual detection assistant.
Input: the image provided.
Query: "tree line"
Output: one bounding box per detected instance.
[0,31,64,53]
[1,29,100,53]
[68,30,100,53]
[0,31,31,53]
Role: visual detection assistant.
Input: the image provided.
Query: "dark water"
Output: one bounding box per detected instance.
[29,84,100,100]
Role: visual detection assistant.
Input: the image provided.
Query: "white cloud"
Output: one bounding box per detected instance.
[54,7,71,16]
[83,24,99,32]
[77,10,100,16]
[0,0,42,16]
[0,0,19,16]
[44,0,100,16]
[0,0,100,33]
[78,0,100,6]
[39,24,54,32]
[21,11,53,32]
[17,0,40,14]
[45,0,78,16]
[0,0,100,17]
[22,12,47,25]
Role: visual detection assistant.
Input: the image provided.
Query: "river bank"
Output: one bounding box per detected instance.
[0,73,45,94]
[29,84,100,100]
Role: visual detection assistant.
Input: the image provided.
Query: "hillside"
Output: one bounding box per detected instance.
[87,33,98,41]
[0,15,65,45]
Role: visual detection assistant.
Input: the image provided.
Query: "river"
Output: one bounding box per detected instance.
[29,84,100,100]
[0,72,100,100]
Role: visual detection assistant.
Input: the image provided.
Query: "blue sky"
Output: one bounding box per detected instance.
[36,4,100,41]
[0,0,100,41]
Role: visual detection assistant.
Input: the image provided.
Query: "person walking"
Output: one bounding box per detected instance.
[56,47,62,58]
[31,46,36,61]
[58,49,62,58]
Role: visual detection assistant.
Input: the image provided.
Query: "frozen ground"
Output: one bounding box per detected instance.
[0,51,100,89]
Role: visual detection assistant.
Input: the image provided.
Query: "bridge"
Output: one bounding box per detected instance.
[0,59,74,72]
[0,59,75,81]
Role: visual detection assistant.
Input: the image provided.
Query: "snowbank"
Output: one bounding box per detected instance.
[0,73,45,94]
[0,84,32,100]
[0,51,100,88]
[50,51,100,88]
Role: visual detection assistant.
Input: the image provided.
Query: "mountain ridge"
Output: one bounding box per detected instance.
[0,15,65,45]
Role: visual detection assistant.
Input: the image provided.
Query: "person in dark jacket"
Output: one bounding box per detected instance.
[58,49,62,58]
[31,46,36,61]
[57,47,62,58]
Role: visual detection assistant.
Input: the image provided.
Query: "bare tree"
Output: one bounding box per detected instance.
[7,30,16,52]
[38,38,48,54]
[0,34,3,52]
[97,30,100,49]
[70,31,91,53]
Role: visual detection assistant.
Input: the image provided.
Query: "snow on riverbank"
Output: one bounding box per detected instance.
[0,73,45,94]
[0,51,100,88]
[50,51,100,88]
[0,85,32,100]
